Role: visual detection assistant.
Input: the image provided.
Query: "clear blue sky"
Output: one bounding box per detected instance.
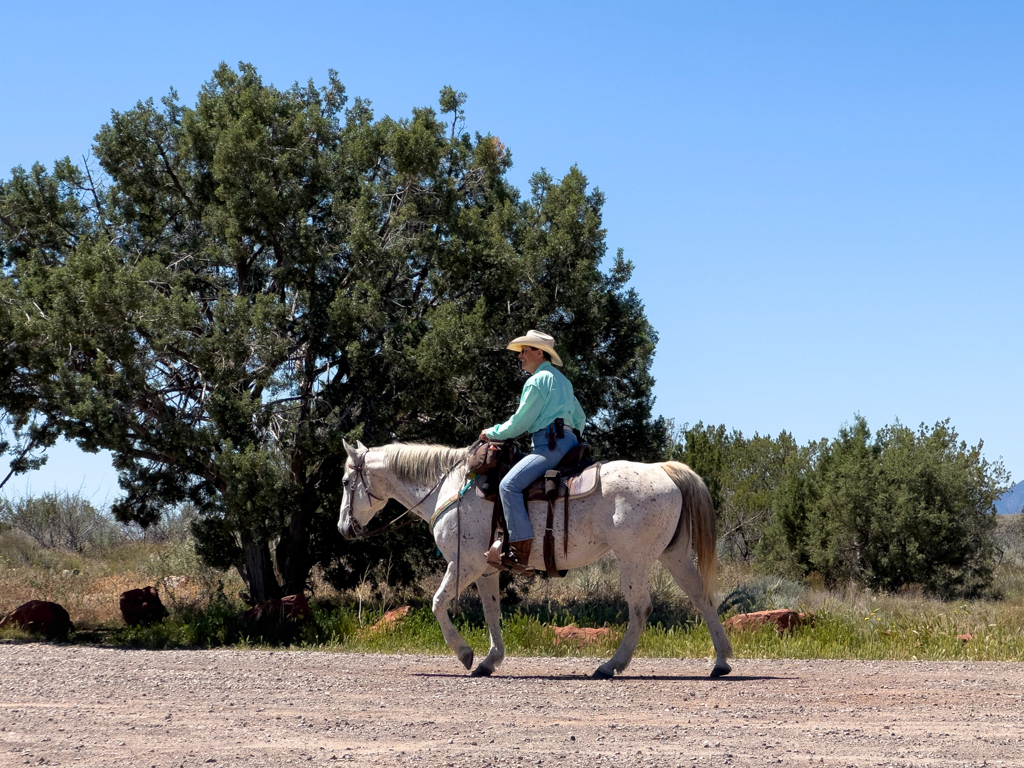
[2,1,1021,503]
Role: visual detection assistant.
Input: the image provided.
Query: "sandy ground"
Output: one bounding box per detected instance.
[1,644,1022,767]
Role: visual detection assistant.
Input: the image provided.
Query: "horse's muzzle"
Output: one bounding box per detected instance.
[339,519,363,541]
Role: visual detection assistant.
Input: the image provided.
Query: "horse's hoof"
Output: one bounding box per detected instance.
[710,663,732,679]
[591,666,614,680]
[457,649,474,670]
[470,665,493,678]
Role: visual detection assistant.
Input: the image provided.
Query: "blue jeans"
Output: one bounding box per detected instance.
[499,427,579,542]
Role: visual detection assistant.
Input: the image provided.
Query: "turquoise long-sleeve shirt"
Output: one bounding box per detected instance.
[485,361,586,441]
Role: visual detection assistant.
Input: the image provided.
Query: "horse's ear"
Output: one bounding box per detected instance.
[343,439,360,463]
[356,440,368,452]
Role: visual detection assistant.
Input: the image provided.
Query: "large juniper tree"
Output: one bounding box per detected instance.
[0,64,666,601]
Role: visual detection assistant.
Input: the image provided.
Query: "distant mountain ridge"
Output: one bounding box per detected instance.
[996,480,1024,515]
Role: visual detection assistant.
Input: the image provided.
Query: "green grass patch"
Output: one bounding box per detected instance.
[75,599,1024,664]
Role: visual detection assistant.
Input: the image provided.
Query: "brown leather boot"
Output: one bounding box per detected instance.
[504,538,533,573]
[485,537,506,569]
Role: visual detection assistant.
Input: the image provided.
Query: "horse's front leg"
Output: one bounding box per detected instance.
[431,559,478,671]
[594,559,653,679]
[470,570,505,677]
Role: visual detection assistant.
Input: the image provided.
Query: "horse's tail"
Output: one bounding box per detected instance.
[659,461,717,606]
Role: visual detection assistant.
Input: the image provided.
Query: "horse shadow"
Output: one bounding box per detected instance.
[412,672,793,682]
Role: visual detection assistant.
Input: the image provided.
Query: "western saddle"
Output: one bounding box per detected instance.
[472,441,602,577]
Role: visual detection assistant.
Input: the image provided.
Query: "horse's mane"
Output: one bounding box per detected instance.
[382,443,468,487]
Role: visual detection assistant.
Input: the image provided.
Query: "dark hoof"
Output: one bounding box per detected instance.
[457,649,474,670]
[470,666,494,678]
[710,664,732,679]
[591,667,614,680]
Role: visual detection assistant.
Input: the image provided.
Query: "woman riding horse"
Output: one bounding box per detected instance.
[479,330,586,572]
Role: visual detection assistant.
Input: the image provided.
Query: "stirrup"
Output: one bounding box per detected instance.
[501,539,534,575]
[485,538,506,569]
[501,557,534,575]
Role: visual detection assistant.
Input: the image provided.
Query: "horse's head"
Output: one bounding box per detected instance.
[338,439,390,540]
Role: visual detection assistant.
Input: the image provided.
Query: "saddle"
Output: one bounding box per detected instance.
[473,442,602,577]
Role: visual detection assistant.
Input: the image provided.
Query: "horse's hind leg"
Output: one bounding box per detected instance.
[594,559,653,679]
[432,560,476,671]
[470,570,505,677]
[658,549,734,678]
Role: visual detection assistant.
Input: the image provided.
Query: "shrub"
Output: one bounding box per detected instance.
[757,417,1007,599]
[669,423,799,563]
[717,576,806,616]
[0,491,118,551]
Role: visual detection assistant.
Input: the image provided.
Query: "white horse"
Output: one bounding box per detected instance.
[337,440,734,679]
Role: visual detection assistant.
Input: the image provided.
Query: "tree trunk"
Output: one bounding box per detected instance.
[240,538,282,605]
[276,500,313,597]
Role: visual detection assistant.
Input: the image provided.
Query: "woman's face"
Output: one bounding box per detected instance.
[518,345,545,374]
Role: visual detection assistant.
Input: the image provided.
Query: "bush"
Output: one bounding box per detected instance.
[756,417,1007,598]
[717,576,806,616]
[0,491,118,551]
[669,423,798,563]
[994,515,1024,567]
[121,504,198,545]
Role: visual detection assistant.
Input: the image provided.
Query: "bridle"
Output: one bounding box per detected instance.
[344,449,462,539]
[350,451,385,505]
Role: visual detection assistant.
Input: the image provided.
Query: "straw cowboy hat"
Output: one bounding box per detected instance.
[506,330,563,367]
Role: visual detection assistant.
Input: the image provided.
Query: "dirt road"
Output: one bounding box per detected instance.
[1,645,1021,767]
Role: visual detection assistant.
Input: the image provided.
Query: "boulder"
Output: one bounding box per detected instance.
[368,606,411,633]
[0,600,74,639]
[119,586,169,627]
[549,623,612,645]
[243,593,311,625]
[723,609,815,635]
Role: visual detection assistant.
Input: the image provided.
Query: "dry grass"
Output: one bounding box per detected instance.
[0,529,244,630]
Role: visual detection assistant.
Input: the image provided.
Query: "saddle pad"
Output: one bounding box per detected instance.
[524,462,601,501]
[563,463,601,499]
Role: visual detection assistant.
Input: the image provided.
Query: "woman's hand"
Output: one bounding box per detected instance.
[479,430,489,442]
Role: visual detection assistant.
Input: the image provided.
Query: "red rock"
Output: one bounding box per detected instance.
[723,609,815,635]
[243,593,311,625]
[119,587,169,627]
[0,600,74,639]
[549,623,612,645]
[368,606,412,633]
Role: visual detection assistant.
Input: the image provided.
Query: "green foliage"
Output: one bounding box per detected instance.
[670,422,798,561]
[757,417,1007,598]
[993,514,1024,568]
[1,64,664,601]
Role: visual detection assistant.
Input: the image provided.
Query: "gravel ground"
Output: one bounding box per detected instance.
[1,644,1023,767]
